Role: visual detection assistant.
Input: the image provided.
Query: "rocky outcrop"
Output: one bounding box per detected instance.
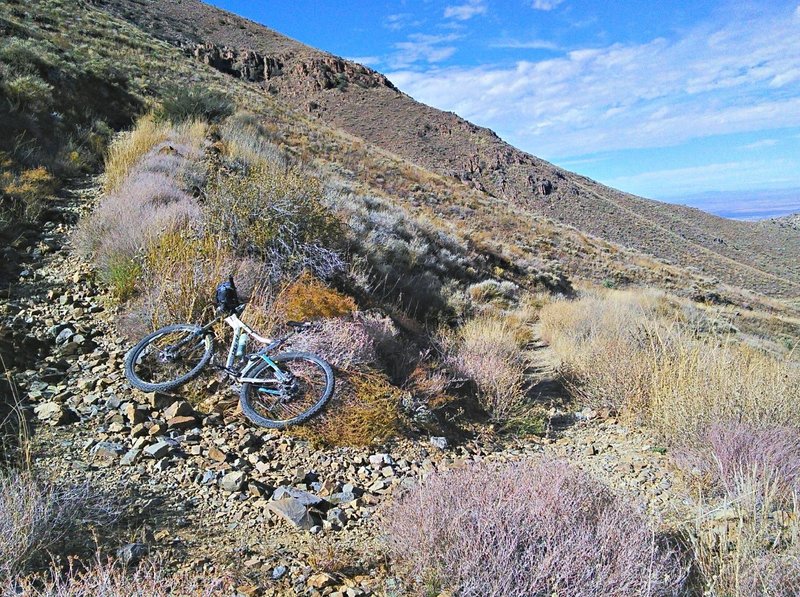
[189,42,396,93]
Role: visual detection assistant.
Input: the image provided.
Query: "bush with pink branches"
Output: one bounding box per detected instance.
[382,458,687,596]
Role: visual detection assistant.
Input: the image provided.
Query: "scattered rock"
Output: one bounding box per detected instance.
[117,543,148,567]
[34,402,77,425]
[430,436,448,450]
[220,471,247,493]
[268,497,317,530]
[143,440,172,459]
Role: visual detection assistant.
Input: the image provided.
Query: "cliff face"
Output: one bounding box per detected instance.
[190,43,396,93]
[99,0,800,298]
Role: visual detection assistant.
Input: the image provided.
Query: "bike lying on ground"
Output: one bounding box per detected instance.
[123,277,334,429]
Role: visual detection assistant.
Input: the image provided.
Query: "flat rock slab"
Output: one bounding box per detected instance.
[272,486,325,507]
[267,496,317,530]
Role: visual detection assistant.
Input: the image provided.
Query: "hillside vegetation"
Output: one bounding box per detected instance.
[102,0,800,299]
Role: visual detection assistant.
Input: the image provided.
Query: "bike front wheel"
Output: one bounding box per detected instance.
[124,324,214,393]
[240,352,334,428]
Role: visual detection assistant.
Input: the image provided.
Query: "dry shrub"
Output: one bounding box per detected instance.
[115,231,259,335]
[103,116,205,193]
[0,166,56,221]
[204,159,343,281]
[688,479,799,596]
[293,370,403,448]
[9,557,232,596]
[539,291,659,412]
[274,272,356,322]
[289,315,378,370]
[75,164,202,272]
[448,312,531,421]
[0,472,118,578]
[539,291,800,443]
[674,423,800,501]
[647,338,800,444]
[103,115,168,193]
[383,458,687,596]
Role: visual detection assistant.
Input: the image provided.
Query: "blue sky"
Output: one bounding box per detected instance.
[208,0,800,218]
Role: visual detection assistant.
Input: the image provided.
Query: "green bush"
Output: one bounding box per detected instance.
[155,85,234,124]
[1,74,53,114]
[205,161,343,281]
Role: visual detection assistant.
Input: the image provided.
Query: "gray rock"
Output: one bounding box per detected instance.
[272,486,325,506]
[163,400,194,420]
[147,392,177,410]
[327,491,356,505]
[369,453,392,466]
[34,402,76,425]
[124,403,148,425]
[430,436,448,450]
[268,497,317,530]
[143,440,172,459]
[117,543,148,567]
[91,441,124,465]
[200,470,218,485]
[55,327,74,346]
[120,448,141,466]
[220,471,247,492]
[326,507,347,527]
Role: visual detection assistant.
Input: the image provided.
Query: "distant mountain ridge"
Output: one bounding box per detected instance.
[99,0,800,298]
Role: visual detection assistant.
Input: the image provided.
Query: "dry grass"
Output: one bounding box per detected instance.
[382,458,687,596]
[103,116,205,193]
[7,557,232,596]
[447,310,533,421]
[274,272,356,322]
[539,290,800,443]
[688,477,799,596]
[292,370,403,448]
[289,316,378,370]
[0,472,118,578]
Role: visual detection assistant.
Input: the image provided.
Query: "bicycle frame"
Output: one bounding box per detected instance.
[221,313,292,388]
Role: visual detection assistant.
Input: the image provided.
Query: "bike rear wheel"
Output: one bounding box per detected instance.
[240,352,334,428]
[124,324,214,392]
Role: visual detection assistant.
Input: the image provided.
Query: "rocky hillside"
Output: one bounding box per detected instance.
[98,0,800,298]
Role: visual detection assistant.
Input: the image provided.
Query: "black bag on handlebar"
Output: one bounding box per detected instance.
[215,278,239,313]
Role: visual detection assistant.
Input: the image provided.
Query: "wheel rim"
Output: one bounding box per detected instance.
[250,358,327,423]
[132,328,207,386]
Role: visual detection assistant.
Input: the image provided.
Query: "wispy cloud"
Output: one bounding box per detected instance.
[490,38,559,50]
[532,0,565,11]
[606,159,798,198]
[444,0,487,21]
[385,13,424,31]
[741,139,778,150]
[389,33,460,68]
[387,6,800,159]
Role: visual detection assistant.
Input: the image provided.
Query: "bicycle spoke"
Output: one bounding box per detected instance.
[134,330,207,386]
[247,358,328,423]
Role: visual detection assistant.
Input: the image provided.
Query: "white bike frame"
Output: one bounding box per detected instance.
[221,313,292,387]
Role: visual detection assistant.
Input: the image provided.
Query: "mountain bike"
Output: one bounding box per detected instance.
[123,277,334,429]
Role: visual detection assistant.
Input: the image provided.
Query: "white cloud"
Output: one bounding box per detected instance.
[490,38,559,50]
[387,6,800,159]
[606,159,798,198]
[741,139,778,150]
[389,34,460,68]
[444,0,487,20]
[385,13,424,31]
[532,0,564,10]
